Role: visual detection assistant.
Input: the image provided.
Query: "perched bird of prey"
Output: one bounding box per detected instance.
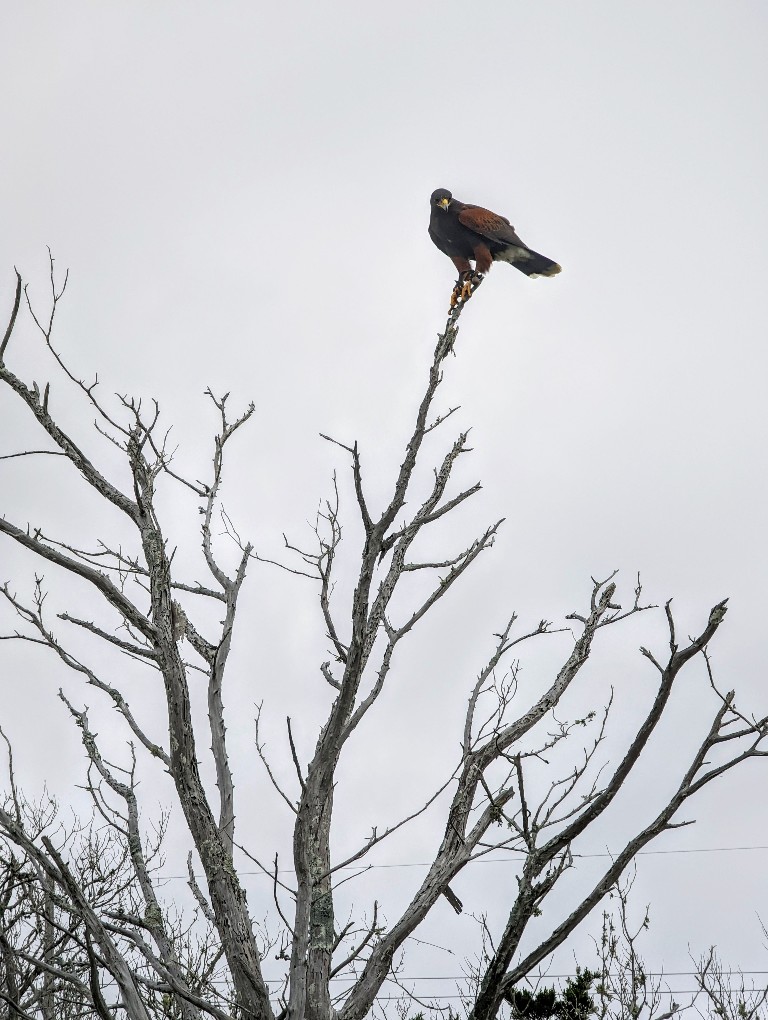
[429,188,561,303]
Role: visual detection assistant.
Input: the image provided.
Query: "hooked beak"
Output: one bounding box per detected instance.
[438,197,450,209]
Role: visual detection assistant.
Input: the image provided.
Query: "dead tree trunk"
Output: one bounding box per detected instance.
[0,262,765,1020]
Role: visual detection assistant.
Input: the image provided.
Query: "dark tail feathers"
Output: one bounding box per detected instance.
[495,244,561,278]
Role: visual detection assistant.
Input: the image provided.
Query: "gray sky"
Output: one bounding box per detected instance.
[1,1,767,1011]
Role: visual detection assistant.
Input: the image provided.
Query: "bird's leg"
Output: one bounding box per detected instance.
[460,273,475,301]
[450,271,477,308]
[460,246,491,301]
[450,271,482,307]
[450,258,474,308]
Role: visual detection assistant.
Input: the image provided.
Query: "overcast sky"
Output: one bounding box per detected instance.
[1,1,767,1012]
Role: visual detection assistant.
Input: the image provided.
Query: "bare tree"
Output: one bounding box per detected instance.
[1,260,766,1020]
[591,874,683,1020]
[693,930,768,1020]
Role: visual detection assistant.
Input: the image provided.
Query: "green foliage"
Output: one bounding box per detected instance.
[507,967,599,1020]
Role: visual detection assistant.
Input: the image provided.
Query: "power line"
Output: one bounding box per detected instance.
[269,972,768,981]
[152,843,768,881]
[363,992,760,999]
[217,972,768,985]
[260,992,764,1002]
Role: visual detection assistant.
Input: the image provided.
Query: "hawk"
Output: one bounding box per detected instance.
[429,188,561,302]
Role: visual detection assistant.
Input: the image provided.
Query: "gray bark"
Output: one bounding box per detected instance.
[1,268,766,1020]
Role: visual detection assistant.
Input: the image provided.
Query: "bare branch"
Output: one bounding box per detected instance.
[0,449,67,461]
[187,852,216,925]
[255,706,298,815]
[322,768,457,879]
[329,902,380,978]
[0,268,22,362]
[0,530,155,641]
[58,612,157,660]
[287,717,306,793]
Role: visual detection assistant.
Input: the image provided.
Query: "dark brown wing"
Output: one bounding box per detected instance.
[458,205,527,248]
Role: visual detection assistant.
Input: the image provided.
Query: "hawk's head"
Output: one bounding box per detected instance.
[430,189,452,211]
